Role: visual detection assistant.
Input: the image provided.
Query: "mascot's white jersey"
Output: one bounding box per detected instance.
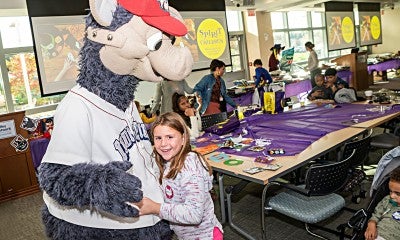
[41,84,163,229]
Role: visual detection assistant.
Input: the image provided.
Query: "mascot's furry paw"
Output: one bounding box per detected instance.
[39,161,143,217]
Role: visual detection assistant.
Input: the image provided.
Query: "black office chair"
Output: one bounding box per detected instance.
[261,150,355,240]
[201,112,228,130]
[370,125,400,151]
[340,129,372,203]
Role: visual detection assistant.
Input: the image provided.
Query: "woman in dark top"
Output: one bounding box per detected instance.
[193,59,236,115]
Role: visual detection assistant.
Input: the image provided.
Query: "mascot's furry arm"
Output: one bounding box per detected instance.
[39,161,142,217]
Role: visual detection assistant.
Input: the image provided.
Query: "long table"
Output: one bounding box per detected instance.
[199,103,400,240]
[367,59,400,75]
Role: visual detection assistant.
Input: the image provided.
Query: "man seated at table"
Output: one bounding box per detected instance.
[307,73,333,100]
[325,67,360,103]
[324,68,349,93]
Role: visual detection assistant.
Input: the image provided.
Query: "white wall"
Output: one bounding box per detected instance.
[0,0,26,9]
[371,8,400,54]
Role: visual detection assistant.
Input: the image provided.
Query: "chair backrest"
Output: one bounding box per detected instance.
[305,149,354,196]
[201,112,228,130]
[342,129,372,168]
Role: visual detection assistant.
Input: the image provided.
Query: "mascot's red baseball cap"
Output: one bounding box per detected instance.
[118,0,187,36]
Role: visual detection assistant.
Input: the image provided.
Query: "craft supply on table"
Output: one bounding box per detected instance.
[209,152,230,162]
[248,146,266,152]
[254,155,274,164]
[267,148,285,155]
[223,159,244,166]
[263,164,282,170]
[243,167,265,175]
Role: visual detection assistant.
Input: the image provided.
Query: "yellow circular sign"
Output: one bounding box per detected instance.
[341,17,354,43]
[370,16,381,40]
[196,19,226,59]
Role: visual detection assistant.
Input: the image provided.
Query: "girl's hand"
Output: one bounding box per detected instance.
[137,197,161,216]
[185,108,196,117]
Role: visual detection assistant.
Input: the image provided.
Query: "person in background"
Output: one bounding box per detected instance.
[268,44,285,72]
[305,41,321,87]
[171,92,201,129]
[324,68,349,94]
[365,166,400,240]
[307,74,333,101]
[151,79,194,115]
[42,118,54,139]
[138,112,223,240]
[135,101,156,124]
[253,59,273,107]
[193,59,236,115]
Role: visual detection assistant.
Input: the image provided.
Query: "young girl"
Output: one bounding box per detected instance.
[172,92,201,128]
[138,112,223,240]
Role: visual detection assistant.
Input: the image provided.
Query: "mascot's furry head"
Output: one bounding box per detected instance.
[77,0,193,111]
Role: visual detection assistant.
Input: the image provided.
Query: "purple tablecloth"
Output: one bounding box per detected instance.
[284,80,312,98]
[337,70,352,85]
[30,137,50,169]
[368,59,400,74]
[228,91,254,112]
[195,104,400,157]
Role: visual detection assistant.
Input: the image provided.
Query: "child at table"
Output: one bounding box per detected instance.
[135,100,157,124]
[365,166,400,240]
[253,59,273,107]
[307,73,333,100]
[138,112,223,240]
[172,92,201,128]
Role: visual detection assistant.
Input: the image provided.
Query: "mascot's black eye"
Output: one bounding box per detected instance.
[170,36,176,45]
[154,41,162,51]
[147,32,163,51]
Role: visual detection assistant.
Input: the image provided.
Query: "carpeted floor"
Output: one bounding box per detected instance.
[0,173,378,240]
[0,192,47,240]
[368,75,400,91]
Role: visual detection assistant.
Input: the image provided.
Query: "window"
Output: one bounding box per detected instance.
[287,11,308,29]
[0,16,33,48]
[226,11,243,32]
[0,15,64,114]
[226,11,245,72]
[289,30,311,62]
[229,35,243,72]
[270,12,285,30]
[272,32,289,49]
[311,11,324,28]
[313,29,327,59]
[271,11,336,66]
[5,52,65,112]
[0,70,6,114]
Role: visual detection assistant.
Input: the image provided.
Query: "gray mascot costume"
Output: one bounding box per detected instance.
[38,0,193,239]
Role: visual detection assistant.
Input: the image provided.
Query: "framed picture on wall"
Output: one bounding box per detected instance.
[30,15,85,96]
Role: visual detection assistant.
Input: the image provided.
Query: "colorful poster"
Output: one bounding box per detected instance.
[280,47,294,72]
[359,12,382,46]
[176,11,230,70]
[325,12,356,51]
[31,15,85,96]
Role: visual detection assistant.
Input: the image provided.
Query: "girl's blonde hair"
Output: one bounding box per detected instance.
[150,112,212,183]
